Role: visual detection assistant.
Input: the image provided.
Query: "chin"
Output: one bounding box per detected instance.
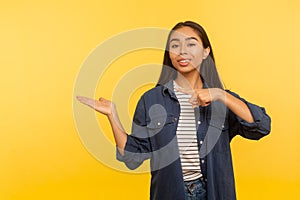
[175,66,198,74]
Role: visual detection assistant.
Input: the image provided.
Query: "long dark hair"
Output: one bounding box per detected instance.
[157,21,224,89]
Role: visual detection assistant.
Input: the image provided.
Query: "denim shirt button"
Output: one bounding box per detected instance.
[200,140,203,145]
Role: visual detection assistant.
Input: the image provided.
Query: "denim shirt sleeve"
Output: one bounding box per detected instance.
[116,95,153,170]
[226,90,271,140]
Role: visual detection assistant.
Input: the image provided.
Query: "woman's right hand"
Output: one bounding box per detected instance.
[77,95,127,154]
[76,96,115,116]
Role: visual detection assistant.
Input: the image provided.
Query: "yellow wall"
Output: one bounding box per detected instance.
[1,0,300,199]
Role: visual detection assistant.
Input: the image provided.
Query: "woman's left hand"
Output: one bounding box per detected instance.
[176,87,254,123]
[176,88,224,108]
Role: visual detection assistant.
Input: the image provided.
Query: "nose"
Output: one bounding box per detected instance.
[179,43,187,55]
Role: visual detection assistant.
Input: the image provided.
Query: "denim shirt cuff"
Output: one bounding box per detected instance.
[237,101,269,133]
[116,135,134,162]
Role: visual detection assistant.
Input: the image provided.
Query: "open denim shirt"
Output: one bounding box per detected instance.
[117,80,271,200]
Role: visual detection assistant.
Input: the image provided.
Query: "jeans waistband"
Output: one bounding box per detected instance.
[184,177,206,188]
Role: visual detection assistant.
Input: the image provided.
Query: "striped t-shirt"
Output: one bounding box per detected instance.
[174,81,202,181]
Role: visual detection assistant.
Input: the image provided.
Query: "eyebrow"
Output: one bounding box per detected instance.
[169,37,199,43]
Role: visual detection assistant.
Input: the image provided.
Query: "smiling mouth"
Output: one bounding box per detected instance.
[178,59,191,66]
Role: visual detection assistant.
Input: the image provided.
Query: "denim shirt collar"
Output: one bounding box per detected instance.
[161,80,176,98]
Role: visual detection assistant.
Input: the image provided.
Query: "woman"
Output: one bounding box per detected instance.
[77,21,271,200]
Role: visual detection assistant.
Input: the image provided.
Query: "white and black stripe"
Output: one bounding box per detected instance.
[174,81,202,181]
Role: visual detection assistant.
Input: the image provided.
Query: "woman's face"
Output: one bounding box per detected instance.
[169,26,210,75]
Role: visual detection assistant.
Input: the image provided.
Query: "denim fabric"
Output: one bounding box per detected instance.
[184,179,207,200]
[117,80,271,200]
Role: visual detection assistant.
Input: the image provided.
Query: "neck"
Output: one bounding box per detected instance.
[175,71,203,89]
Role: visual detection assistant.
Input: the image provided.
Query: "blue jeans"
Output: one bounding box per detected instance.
[184,178,207,200]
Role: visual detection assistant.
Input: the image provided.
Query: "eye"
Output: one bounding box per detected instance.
[187,43,196,47]
[170,44,179,49]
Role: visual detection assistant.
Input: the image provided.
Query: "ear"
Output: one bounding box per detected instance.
[203,47,210,59]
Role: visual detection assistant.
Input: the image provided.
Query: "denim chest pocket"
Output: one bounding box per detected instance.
[147,114,176,135]
[147,114,178,150]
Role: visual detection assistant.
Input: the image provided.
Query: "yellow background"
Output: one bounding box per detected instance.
[1,0,300,199]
